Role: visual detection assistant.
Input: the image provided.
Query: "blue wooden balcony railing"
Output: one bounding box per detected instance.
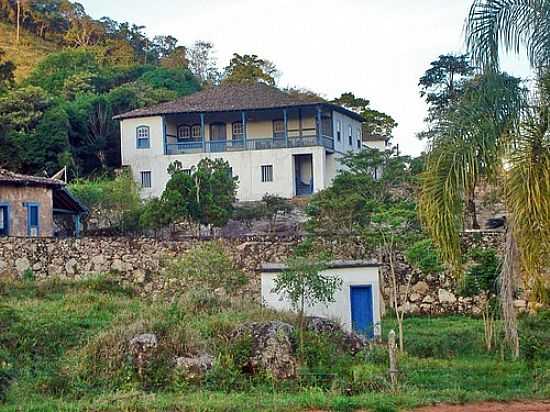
[165,134,334,155]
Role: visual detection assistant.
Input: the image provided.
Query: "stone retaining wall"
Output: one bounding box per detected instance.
[0,231,524,314]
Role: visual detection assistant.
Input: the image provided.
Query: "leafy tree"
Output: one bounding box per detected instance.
[332,92,397,140]
[272,254,342,356]
[138,67,200,96]
[187,40,219,84]
[419,54,474,115]
[25,49,101,93]
[162,158,238,232]
[161,46,188,69]
[0,49,15,94]
[0,85,50,132]
[223,53,279,86]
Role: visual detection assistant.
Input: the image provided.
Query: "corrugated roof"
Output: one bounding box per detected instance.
[113,82,365,122]
[0,169,65,188]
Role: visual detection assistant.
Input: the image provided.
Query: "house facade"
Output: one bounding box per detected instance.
[0,169,87,238]
[115,83,370,201]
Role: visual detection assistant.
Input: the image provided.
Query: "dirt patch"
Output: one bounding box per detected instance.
[411,401,550,412]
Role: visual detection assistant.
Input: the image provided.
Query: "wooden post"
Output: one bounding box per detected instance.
[388,329,398,388]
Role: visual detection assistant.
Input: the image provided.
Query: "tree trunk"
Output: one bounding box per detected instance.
[468,186,480,229]
[500,225,520,359]
[16,0,21,45]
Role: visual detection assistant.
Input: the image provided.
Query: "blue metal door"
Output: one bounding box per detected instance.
[350,285,374,338]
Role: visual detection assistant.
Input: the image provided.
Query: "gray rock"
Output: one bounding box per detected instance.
[175,353,214,380]
[15,257,30,274]
[305,316,367,355]
[438,288,457,304]
[232,321,296,379]
[129,333,158,378]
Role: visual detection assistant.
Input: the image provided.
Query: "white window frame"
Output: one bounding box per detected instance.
[177,125,191,140]
[348,125,353,146]
[136,126,150,149]
[191,125,201,140]
[261,165,273,182]
[336,120,342,142]
[140,171,152,188]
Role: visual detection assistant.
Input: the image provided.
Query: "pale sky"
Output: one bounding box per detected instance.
[80,0,532,156]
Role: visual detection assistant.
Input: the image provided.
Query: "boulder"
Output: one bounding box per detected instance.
[438,288,457,304]
[305,316,367,355]
[231,321,296,379]
[129,333,158,378]
[412,281,430,295]
[175,353,214,380]
[15,257,30,275]
[409,293,421,302]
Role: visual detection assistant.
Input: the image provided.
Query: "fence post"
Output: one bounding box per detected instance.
[388,329,398,388]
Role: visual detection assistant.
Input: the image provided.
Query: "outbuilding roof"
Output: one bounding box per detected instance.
[260,260,380,272]
[113,83,365,122]
[0,169,65,188]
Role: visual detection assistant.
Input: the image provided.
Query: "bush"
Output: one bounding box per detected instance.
[405,239,444,275]
[168,242,248,295]
[459,247,501,296]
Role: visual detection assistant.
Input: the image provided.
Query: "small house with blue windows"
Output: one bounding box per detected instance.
[261,260,382,338]
[0,169,87,238]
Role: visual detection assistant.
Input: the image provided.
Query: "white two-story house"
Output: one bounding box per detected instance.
[115,83,370,201]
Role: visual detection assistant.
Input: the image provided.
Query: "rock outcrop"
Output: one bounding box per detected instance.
[231,321,297,379]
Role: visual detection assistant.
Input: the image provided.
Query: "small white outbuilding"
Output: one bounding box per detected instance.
[260,260,382,338]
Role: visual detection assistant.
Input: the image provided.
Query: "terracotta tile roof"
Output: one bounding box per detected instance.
[0,168,65,188]
[113,82,364,122]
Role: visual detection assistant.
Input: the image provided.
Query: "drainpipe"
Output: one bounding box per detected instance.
[316,105,322,145]
[283,108,288,147]
[200,113,205,152]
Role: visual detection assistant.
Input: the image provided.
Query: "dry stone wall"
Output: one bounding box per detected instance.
[0,231,522,314]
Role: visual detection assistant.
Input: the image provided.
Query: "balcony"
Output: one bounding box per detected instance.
[165,134,335,155]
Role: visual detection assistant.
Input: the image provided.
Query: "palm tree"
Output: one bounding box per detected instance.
[466,0,550,70]
[421,1,550,357]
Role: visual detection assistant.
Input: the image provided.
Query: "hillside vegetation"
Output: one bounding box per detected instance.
[0,274,548,411]
[0,22,60,81]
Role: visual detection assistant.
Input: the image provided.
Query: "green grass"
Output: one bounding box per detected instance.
[0,22,61,81]
[0,277,548,411]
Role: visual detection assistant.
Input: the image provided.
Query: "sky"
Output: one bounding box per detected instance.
[80,0,533,156]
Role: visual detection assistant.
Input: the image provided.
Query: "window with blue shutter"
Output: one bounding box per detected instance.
[136,126,150,149]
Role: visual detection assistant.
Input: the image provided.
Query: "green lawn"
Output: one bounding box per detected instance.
[0,277,548,411]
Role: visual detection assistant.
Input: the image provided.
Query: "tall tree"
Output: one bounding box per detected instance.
[223,53,279,86]
[187,40,219,84]
[332,92,398,140]
[419,54,475,115]
[0,49,15,94]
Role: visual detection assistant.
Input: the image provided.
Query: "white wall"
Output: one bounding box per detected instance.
[261,265,382,336]
[119,111,363,201]
[332,110,362,155]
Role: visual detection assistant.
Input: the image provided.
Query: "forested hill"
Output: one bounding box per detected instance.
[0,21,60,80]
[0,1,397,179]
[0,0,208,178]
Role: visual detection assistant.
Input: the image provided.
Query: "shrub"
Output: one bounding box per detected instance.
[350,364,390,392]
[459,247,501,296]
[168,242,248,295]
[405,239,444,275]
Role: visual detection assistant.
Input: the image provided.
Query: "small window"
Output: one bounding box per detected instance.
[26,203,39,236]
[273,119,285,139]
[191,125,201,140]
[261,165,273,182]
[136,126,150,149]
[357,139,361,149]
[336,120,341,142]
[232,122,244,140]
[177,125,191,140]
[140,171,152,188]
[348,126,353,145]
[0,204,9,236]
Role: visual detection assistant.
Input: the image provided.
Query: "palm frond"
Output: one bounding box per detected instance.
[465,0,550,70]
[505,101,550,279]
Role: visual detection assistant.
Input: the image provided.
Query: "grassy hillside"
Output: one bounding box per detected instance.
[0,276,549,411]
[0,22,61,81]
